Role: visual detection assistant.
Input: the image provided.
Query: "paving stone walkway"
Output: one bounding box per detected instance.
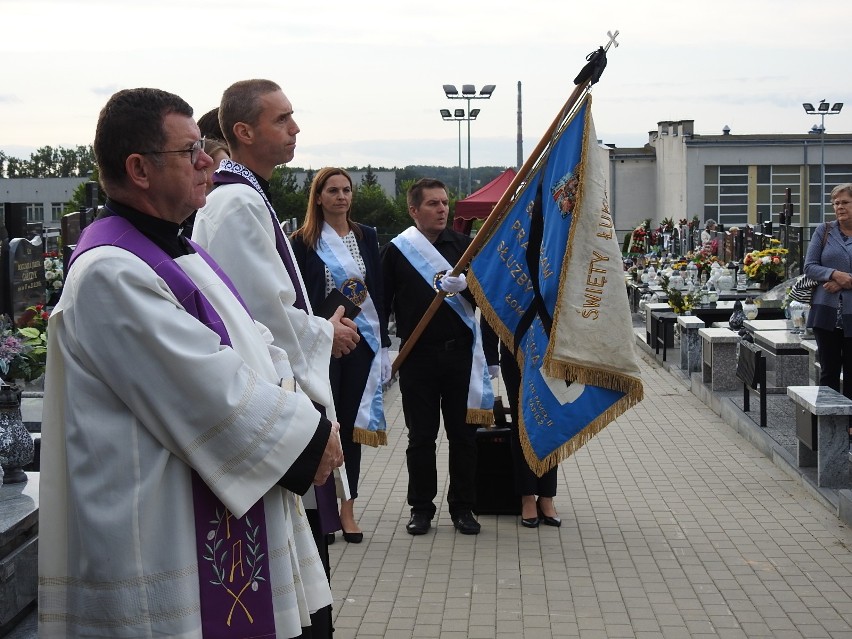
[327,352,852,638]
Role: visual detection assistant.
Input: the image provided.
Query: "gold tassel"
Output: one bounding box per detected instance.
[353,427,387,447]
[466,408,494,425]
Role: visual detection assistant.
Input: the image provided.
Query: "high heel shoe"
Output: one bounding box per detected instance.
[521,516,540,528]
[342,530,364,543]
[536,501,562,527]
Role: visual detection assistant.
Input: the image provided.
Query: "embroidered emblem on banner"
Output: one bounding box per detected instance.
[552,168,581,218]
[341,277,368,306]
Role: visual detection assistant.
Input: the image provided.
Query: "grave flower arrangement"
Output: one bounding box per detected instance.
[686,249,718,277]
[44,252,63,292]
[626,219,652,255]
[742,240,788,282]
[0,305,49,384]
[659,274,698,315]
[688,215,700,232]
[657,217,675,234]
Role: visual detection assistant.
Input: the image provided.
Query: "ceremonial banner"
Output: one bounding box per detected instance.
[468,94,643,476]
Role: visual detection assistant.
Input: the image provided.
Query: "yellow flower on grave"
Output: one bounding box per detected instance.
[742,239,787,281]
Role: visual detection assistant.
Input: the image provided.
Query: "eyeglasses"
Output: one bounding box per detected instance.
[139,138,206,164]
[833,199,852,208]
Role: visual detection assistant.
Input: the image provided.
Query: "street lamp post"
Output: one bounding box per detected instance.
[802,100,844,222]
[440,108,480,198]
[443,84,495,196]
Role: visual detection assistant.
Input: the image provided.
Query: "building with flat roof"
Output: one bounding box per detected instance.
[4,127,852,239]
[0,177,87,228]
[608,121,852,235]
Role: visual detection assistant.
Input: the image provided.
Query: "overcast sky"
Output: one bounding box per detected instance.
[1,0,849,170]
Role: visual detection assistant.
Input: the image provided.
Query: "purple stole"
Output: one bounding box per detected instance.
[71,216,277,639]
[213,164,307,311]
[213,163,340,533]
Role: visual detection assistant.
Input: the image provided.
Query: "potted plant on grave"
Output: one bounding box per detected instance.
[0,305,46,483]
[0,305,49,389]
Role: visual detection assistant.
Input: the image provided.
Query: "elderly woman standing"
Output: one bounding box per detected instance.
[291,167,391,543]
[804,183,852,398]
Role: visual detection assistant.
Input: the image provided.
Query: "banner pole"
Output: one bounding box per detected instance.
[391,32,618,375]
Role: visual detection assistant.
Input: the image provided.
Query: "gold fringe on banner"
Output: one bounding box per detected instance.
[518,391,638,477]
[544,360,644,400]
[469,271,518,354]
[466,408,495,425]
[353,427,387,447]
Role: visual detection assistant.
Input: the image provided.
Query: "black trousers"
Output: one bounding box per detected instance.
[329,337,375,499]
[399,346,477,518]
[813,326,852,399]
[500,343,558,497]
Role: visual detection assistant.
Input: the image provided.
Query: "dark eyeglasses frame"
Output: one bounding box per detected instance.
[139,137,206,164]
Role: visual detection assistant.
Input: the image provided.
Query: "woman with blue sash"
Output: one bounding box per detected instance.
[292,167,391,543]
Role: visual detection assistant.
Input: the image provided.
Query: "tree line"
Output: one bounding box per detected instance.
[2,146,508,239]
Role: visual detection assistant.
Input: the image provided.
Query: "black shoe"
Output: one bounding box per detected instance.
[342,530,364,543]
[406,513,432,535]
[537,502,562,527]
[326,532,335,545]
[521,516,540,528]
[451,511,481,535]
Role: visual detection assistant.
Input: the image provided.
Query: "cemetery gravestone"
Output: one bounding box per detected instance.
[61,211,82,277]
[6,238,46,326]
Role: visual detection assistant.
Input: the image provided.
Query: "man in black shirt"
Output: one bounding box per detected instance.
[381,178,489,536]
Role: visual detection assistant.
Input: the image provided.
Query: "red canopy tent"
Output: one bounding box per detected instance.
[452,168,517,235]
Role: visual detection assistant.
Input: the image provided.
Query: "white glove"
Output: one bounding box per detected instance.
[488,365,499,380]
[440,270,467,294]
[381,347,392,384]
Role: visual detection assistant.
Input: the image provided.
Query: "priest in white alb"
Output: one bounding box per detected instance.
[38,87,342,639]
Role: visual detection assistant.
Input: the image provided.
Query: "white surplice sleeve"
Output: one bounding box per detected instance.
[194,185,335,411]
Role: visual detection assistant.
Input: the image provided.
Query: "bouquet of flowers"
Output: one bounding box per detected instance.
[742,239,788,282]
[626,219,652,255]
[686,249,718,277]
[44,252,64,292]
[658,217,675,234]
[0,305,49,384]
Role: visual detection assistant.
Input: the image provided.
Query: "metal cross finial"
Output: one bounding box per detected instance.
[605,30,620,51]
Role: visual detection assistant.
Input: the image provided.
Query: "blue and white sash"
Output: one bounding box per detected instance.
[391,227,494,424]
[316,224,386,446]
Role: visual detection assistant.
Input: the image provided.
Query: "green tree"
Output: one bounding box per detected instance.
[65,172,105,212]
[361,165,378,187]
[0,145,95,178]
[269,166,308,227]
[351,183,401,235]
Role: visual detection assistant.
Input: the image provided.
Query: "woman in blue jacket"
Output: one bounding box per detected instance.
[804,183,852,397]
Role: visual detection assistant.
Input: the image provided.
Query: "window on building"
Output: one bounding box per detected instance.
[50,203,66,222]
[26,204,44,223]
[755,165,801,226]
[807,164,852,224]
[704,165,747,228]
